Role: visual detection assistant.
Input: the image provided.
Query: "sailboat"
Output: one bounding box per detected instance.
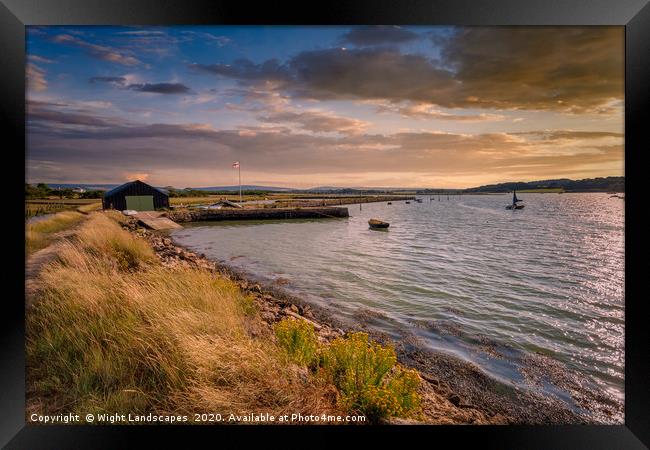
[505,190,525,210]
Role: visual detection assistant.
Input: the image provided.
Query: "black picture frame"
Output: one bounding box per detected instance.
[3,0,648,448]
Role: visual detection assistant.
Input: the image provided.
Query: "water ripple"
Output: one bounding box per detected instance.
[173,193,624,409]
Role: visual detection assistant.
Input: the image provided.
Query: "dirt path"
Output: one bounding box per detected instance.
[25,225,82,308]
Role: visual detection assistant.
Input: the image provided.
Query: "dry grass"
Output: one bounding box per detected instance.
[26,202,74,220]
[27,212,340,421]
[170,196,220,205]
[170,195,270,206]
[26,210,86,254]
[26,199,102,220]
[77,202,102,213]
[27,198,102,204]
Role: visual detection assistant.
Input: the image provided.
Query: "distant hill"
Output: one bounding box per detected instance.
[304,186,426,193]
[302,186,389,194]
[463,176,624,193]
[34,183,294,192]
[42,183,118,191]
[35,177,624,195]
[186,185,294,192]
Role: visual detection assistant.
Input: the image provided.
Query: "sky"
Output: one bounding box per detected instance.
[26,26,624,189]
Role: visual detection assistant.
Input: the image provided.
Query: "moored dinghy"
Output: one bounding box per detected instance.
[368,218,390,229]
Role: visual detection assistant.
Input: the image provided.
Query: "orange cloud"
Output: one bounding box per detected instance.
[123,172,150,182]
[27,63,47,92]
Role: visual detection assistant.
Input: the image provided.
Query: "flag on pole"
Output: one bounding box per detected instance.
[233,161,242,203]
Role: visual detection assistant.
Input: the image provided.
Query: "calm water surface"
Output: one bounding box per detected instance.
[172,193,624,411]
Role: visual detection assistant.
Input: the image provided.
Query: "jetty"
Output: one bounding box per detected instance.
[168,206,349,223]
[135,211,183,230]
[273,195,415,208]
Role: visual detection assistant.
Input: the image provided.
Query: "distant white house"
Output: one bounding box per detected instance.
[72,187,86,193]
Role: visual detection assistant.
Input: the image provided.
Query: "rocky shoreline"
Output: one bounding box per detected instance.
[121,217,601,425]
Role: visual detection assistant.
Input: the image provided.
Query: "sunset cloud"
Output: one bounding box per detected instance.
[438,27,624,113]
[28,55,55,64]
[52,34,142,66]
[90,76,191,94]
[192,27,622,114]
[128,83,191,94]
[27,100,623,187]
[123,172,150,181]
[26,63,48,91]
[257,110,370,135]
[372,101,506,121]
[26,26,624,187]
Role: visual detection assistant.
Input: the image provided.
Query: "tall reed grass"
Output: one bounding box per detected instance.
[26,210,85,254]
[27,212,339,421]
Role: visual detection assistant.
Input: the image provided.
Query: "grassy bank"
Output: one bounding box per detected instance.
[26,199,101,220]
[26,212,421,423]
[26,210,86,254]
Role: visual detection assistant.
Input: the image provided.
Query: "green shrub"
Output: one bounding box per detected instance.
[273,321,422,421]
[239,293,257,316]
[274,318,319,367]
[320,332,421,421]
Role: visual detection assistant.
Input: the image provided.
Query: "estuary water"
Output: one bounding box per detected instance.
[171,193,624,417]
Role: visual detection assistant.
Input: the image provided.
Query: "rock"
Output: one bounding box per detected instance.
[380,417,425,425]
[421,373,440,386]
[447,394,461,406]
[289,304,299,314]
[284,311,323,330]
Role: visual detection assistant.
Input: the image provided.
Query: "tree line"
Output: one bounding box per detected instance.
[26,183,105,200]
[463,176,624,193]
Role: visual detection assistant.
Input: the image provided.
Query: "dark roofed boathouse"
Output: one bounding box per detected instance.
[102,180,169,211]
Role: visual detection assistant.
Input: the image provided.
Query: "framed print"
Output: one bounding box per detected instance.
[2,0,649,448]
